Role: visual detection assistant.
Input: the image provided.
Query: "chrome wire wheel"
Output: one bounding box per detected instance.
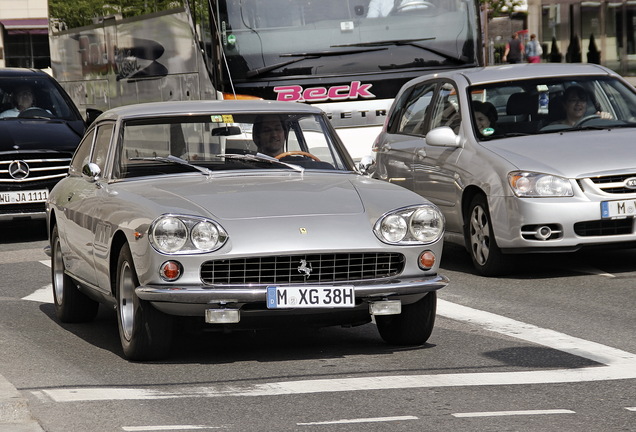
[469,203,490,266]
[118,259,136,342]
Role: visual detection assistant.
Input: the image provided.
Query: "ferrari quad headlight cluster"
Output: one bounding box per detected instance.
[374,205,445,245]
[149,215,228,254]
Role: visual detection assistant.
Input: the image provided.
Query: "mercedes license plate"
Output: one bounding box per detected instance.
[601,199,636,219]
[0,189,48,205]
[267,286,355,309]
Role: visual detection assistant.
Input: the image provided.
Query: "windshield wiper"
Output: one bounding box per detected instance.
[332,38,468,65]
[129,155,212,176]
[218,153,305,173]
[246,47,387,78]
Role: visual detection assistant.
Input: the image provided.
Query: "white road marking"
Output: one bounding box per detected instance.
[122,426,222,431]
[626,407,636,412]
[297,415,418,425]
[452,409,575,418]
[35,299,636,402]
[21,261,51,303]
[21,284,53,304]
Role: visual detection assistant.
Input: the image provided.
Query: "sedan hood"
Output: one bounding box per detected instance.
[0,119,83,152]
[130,173,366,220]
[485,128,636,177]
[121,172,425,221]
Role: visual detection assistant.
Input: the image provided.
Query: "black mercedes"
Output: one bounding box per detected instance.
[0,68,85,222]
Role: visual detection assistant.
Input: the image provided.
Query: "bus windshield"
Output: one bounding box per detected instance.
[216,0,477,81]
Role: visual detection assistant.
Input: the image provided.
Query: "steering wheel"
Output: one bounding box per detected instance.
[574,114,600,126]
[18,107,53,119]
[275,151,321,161]
[395,0,437,12]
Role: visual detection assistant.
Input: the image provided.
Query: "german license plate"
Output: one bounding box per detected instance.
[601,199,636,219]
[267,286,355,309]
[0,189,48,205]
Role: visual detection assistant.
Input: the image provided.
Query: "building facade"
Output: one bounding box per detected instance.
[537,0,636,75]
[0,0,49,69]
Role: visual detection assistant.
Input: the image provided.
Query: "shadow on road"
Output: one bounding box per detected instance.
[440,241,636,279]
[0,219,47,244]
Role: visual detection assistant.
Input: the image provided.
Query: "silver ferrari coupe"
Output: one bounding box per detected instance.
[47,100,447,360]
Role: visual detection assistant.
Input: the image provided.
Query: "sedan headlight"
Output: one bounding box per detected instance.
[508,171,573,197]
[374,205,444,245]
[150,215,228,254]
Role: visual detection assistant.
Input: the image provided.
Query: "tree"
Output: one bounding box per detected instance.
[480,0,525,18]
[49,0,184,30]
[587,34,601,64]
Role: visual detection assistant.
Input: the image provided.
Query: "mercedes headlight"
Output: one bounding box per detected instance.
[374,205,445,245]
[508,171,573,197]
[150,215,228,254]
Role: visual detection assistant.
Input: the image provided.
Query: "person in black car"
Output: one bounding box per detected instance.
[0,86,37,118]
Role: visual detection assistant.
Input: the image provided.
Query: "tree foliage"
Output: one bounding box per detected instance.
[49,0,183,29]
[480,0,525,18]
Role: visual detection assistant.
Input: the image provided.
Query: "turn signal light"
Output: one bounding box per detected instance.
[418,250,436,270]
[160,261,182,281]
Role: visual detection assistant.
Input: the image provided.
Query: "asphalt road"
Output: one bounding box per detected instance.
[1,220,636,431]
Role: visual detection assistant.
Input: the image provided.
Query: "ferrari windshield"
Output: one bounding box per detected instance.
[217,0,479,80]
[116,112,349,179]
[469,76,636,140]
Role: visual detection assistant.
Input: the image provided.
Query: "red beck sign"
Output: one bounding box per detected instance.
[274,81,375,102]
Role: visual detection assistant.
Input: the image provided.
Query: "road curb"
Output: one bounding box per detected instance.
[0,374,44,431]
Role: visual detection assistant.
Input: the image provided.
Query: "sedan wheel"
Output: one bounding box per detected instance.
[465,194,512,276]
[376,292,436,345]
[116,243,173,361]
[51,225,98,322]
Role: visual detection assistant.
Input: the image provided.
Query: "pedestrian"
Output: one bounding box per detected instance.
[502,33,524,64]
[525,34,543,63]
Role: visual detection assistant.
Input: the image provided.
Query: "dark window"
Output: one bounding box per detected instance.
[3,33,50,69]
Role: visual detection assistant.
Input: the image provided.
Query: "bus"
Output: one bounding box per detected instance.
[49,0,482,160]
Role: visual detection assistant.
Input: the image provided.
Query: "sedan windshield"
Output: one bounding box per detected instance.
[469,76,636,140]
[116,112,350,179]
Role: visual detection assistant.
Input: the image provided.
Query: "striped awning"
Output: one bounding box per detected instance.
[0,18,48,35]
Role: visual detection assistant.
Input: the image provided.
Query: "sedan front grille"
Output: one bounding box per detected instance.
[584,173,636,195]
[574,218,633,236]
[201,253,406,285]
[0,154,72,184]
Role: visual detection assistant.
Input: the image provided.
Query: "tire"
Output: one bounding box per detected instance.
[464,194,513,276]
[376,292,437,345]
[51,225,99,323]
[116,243,173,361]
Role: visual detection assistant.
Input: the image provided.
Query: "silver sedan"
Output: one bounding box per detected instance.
[371,63,636,276]
[47,100,447,360]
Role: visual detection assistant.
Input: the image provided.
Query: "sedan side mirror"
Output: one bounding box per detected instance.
[426,126,460,147]
[81,162,101,182]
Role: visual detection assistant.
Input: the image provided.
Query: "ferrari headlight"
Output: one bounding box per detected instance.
[150,215,228,254]
[151,217,187,253]
[379,214,408,242]
[191,221,220,250]
[508,171,573,197]
[374,205,444,245]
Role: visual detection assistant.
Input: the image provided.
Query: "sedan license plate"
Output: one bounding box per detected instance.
[601,199,636,219]
[267,286,355,309]
[0,189,48,205]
